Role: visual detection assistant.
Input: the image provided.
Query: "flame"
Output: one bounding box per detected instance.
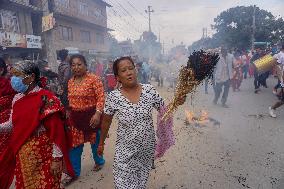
[185,110,195,124]
[199,110,209,123]
[185,110,209,125]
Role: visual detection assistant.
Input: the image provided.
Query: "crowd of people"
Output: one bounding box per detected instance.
[0,50,182,189]
[0,43,283,188]
[207,44,284,118]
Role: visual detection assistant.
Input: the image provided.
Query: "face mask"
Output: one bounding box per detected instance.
[11,76,29,93]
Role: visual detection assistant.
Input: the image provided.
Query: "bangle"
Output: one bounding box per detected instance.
[96,110,103,114]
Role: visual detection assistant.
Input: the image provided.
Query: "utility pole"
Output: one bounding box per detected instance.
[252,5,256,51]
[163,40,165,55]
[158,29,161,43]
[145,6,154,32]
[42,0,57,71]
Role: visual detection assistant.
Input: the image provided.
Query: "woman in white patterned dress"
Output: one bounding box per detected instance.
[96,57,165,189]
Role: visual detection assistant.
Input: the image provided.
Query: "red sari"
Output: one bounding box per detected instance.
[0,77,16,155]
[232,59,243,91]
[0,89,74,189]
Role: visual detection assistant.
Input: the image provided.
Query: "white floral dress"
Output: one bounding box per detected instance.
[104,84,164,189]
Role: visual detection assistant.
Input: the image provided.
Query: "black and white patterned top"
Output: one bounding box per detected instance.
[104,84,164,189]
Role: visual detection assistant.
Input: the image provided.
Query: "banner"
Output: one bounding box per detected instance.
[42,13,56,32]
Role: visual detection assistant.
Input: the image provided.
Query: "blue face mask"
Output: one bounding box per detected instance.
[11,76,29,93]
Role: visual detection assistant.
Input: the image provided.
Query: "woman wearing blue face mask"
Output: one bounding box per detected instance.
[0,60,75,189]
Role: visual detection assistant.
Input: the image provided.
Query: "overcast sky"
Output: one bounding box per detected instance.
[105,0,284,50]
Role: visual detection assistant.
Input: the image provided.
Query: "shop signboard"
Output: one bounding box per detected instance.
[26,35,42,49]
[0,31,26,48]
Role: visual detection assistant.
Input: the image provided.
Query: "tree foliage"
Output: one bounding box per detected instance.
[189,6,284,51]
[213,6,283,49]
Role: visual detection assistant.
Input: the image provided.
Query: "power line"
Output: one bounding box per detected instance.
[112,0,135,21]
[126,1,148,20]
[107,0,144,32]
[94,7,138,39]
[109,9,141,34]
[105,0,156,41]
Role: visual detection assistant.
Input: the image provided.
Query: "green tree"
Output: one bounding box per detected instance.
[212,6,283,49]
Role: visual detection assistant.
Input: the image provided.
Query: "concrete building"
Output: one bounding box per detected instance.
[0,0,43,59]
[44,0,111,70]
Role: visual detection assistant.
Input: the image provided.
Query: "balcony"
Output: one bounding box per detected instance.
[51,0,109,29]
[4,0,42,12]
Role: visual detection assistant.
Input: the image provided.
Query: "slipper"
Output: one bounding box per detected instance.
[61,175,78,186]
[93,164,104,172]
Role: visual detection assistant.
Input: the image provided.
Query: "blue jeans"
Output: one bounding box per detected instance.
[69,130,105,177]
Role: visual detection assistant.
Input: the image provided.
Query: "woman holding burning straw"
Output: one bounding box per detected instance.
[96,56,178,189]
[96,51,217,188]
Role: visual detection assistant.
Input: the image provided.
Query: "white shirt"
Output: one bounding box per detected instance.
[274,51,284,65]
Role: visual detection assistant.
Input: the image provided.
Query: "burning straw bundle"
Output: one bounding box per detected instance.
[162,50,219,120]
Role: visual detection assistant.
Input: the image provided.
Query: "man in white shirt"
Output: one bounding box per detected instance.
[213,47,234,108]
[269,44,284,118]
[274,46,284,65]
[272,46,284,94]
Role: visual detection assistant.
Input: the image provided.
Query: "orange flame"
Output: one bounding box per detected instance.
[185,110,209,125]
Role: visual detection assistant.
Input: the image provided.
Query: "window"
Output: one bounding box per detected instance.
[0,9,20,33]
[57,0,69,8]
[59,25,73,41]
[90,7,103,18]
[79,3,88,15]
[0,14,2,29]
[80,30,91,43]
[96,33,104,44]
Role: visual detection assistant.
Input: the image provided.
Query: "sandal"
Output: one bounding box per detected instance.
[61,175,78,186]
[93,164,104,172]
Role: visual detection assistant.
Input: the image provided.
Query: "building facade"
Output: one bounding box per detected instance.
[45,0,111,70]
[0,0,43,59]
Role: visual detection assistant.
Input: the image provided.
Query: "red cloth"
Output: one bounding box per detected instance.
[15,132,61,189]
[0,95,13,123]
[0,77,16,157]
[0,77,15,97]
[95,63,104,77]
[105,73,117,89]
[40,76,48,88]
[70,107,99,134]
[0,89,75,189]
